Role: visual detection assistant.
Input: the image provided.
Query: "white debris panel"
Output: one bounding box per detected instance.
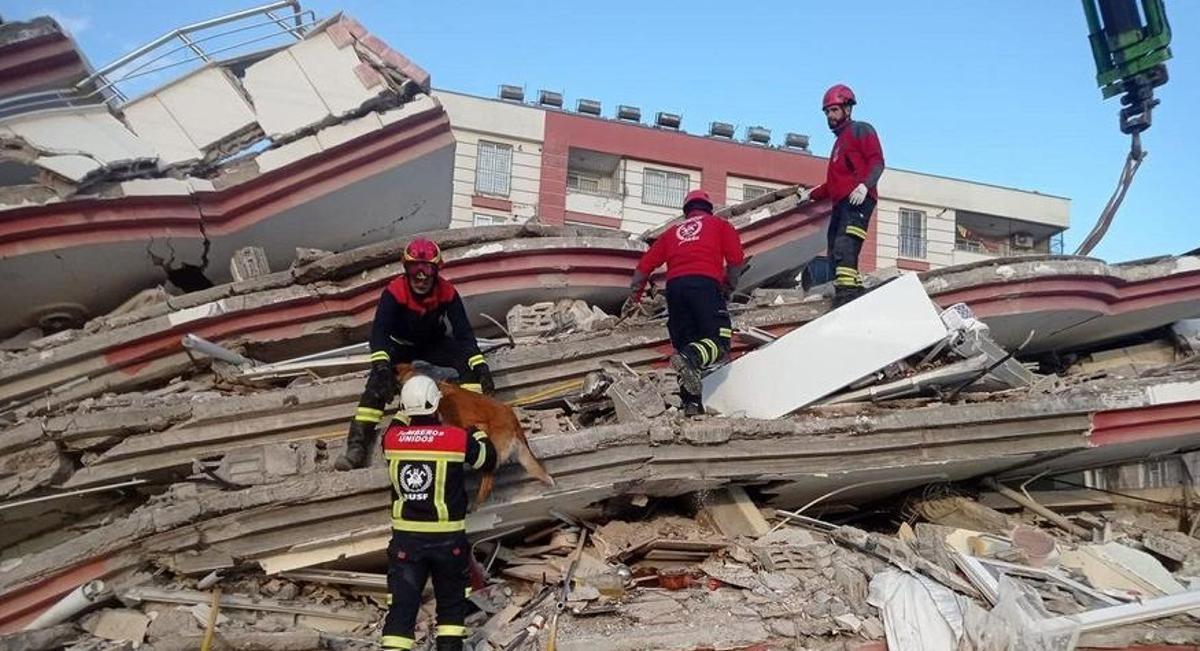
[703,272,948,418]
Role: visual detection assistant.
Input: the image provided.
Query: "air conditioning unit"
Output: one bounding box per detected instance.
[1011,232,1035,249]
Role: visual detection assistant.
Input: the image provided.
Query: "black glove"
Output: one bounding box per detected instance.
[364,359,397,405]
[476,363,495,395]
[629,270,648,302]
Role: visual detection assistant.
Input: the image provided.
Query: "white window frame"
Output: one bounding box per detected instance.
[472,213,508,227]
[742,184,772,202]
[642,167,689,208]
[474,141,512,196]
[898,208,927,259]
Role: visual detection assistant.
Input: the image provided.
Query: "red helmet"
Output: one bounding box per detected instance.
[682,188,713,213]
[822,84,856,110]
[403,238,442,274]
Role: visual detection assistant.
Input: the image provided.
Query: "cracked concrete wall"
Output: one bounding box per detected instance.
[924,254,1200,352]
[0,14,455,340]
[0,225,647,412]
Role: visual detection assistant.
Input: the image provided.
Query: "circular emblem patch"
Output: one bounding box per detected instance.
[401,463,433,492]
[676,218,703,241]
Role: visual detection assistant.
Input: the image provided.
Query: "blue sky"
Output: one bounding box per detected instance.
[6,1,1198,262]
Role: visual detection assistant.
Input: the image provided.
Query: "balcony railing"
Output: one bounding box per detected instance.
[955,238,1049,258]
[567,171,622,198]
[0,1,318,118]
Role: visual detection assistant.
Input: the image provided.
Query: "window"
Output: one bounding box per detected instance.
[1144,460,1168,488]
[898,208,927,259]
[567,172,601,194]
[567,170,621,197]
[642,168,689,208]
[475,141,512,196]
[473,213,508,226]
[742,184,772,201]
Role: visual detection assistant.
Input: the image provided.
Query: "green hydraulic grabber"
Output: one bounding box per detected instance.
[1075,0,1173,255]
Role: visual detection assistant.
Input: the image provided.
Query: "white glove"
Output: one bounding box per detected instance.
[795,186,812,203]
[848,183,868,206]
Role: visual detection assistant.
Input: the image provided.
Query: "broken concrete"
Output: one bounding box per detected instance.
[0,14,456,340]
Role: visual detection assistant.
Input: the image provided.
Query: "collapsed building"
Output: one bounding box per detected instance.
[1,5,1199,651]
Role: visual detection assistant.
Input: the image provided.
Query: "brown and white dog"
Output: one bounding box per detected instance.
[394,364,555,503]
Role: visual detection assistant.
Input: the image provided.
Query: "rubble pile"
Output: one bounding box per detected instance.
[4,485,1200,651]
[2,219,1200,649]
[4,6,1199,651]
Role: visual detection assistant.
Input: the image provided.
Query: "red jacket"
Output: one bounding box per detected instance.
[636,212,745,285]
[811,120,885,204]
[368,276,481,363]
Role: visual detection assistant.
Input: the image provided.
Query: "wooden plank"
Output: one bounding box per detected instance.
[704,486,770,538]
[123,587,371,622]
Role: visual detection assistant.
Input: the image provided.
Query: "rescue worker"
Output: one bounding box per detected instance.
[797,84,885,308]
[380,375,497,651]
[629,189,746,416]
[336,238,495,471]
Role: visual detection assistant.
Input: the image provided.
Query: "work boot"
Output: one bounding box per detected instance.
[669,353,702,396]
[334,420,377,471]
[831,286,865,309]
[435,637,464,651]
[683,402,704,417]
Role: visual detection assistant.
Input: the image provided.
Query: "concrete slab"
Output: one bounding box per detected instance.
[255,136,321,173]
[152,66,256,151]
[314,112,383,150]
[119,178,192,196]
[703,273,948,418]
[2,106,157,165]
[33,154,99,182]
[121,95,204,166]
[243,50,330,138]
[288,31,379,116]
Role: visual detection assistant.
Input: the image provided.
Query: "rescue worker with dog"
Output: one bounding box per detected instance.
[380,375,497,651]
[336,237,495,471]
[629,189,746,416]
[796,83,885,308]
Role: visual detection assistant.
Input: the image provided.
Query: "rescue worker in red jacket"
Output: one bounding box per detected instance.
[629,189,746,416]
[380,375,497,651]
[797,84,885,308]
[336,238,495,471]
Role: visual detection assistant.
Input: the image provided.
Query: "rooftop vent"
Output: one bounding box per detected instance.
[538,90,563,108]
[577,98,602,115]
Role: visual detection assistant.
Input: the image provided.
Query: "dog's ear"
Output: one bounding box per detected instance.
[392,363,414,383]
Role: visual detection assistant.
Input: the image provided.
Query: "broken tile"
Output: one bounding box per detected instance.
[90,609,150,648]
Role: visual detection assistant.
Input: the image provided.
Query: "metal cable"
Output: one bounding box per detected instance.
[1074,133,1146,256]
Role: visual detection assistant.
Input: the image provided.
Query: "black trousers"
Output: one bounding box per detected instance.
[355,337,476,425]
[665,275,732,405]
[827,196,876,289]
[382,530,470,648]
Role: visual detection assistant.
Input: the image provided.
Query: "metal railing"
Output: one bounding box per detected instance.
[567,170,623,198]
[955,238,1050,258]
[0,1,318,118]
[898,234,926,259]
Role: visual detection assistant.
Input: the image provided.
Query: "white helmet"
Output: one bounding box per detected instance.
[400,375,442,416]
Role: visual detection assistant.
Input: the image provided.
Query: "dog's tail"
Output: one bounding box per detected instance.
[474,429,555,504]
[476,473,496,505]
[516,434,555,487]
